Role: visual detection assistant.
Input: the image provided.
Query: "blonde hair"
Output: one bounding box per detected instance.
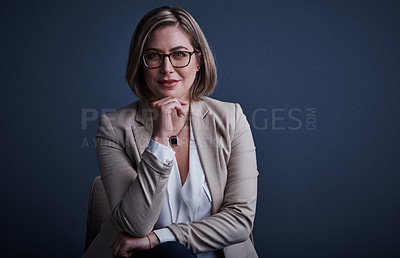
[126,6,217,101]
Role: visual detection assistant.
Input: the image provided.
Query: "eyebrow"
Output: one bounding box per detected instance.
[145,46,189,52]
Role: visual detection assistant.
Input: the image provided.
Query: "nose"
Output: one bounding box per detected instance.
[160,56,174,74]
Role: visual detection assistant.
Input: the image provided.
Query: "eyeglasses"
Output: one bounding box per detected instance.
[142,50,198,68]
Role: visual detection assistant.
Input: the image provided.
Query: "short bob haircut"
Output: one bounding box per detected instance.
[126,6,217,102]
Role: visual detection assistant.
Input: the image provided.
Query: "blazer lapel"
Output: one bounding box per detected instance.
[131,100,153,157]
[191,100,222,214]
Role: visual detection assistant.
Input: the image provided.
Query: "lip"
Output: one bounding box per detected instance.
[157,79,179,88]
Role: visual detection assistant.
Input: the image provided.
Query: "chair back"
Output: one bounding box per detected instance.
[85,176,110,250]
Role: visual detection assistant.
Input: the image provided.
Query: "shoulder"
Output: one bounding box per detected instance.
[97,100,145,141]
[202,96,237,110]
[200,97,247,124]
[102,101,139,124]
[99,100,151,129]
[201,97,242,116]
[193,97,250,138]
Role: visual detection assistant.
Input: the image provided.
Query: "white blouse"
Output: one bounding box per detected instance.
[147,123,219,258]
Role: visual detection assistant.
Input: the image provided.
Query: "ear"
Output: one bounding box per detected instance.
[195,53,201,72]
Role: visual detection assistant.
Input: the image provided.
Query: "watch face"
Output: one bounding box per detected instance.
[170,136,178,146]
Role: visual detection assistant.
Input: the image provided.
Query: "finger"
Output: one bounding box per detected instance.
[152,99,180,115]
[175,102,187,117]
[175,99,188,117]
[177,108,185,117]
[112,233,123,257]
[112,240,118,257]
[178,99,189,105]
[151,96,175,107]
[112,241,120,258]
[152,97,188,108]
[161,98,186,114]
[154,98,186,117]
[119,244,134,258]
[152,97,179,108]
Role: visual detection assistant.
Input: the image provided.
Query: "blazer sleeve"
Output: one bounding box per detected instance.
[96,113,172,237]
[167,103,258,253]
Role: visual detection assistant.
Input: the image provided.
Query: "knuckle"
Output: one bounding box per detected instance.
[160,106,170,112]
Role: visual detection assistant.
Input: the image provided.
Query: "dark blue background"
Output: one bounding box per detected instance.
[1,0,399,257]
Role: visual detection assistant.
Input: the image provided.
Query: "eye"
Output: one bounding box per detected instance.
[172,51,188,58]
[146,52,162,59]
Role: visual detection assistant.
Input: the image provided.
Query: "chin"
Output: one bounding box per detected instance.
[158,92,188,101]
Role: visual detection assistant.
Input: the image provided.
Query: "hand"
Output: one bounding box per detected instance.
[112,231,159,258]
[151,97,188,146]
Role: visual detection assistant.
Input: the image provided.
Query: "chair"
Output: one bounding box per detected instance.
[85,176,110,250]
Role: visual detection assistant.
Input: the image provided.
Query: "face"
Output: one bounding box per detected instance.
[142,25,200,101]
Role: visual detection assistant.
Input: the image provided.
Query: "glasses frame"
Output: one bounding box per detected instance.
[142,50,199,68]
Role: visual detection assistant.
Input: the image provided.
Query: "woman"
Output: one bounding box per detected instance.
[84,6,258,258]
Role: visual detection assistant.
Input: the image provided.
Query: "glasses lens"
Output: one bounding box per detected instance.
[144,52,163,68]
[170,51,190,67]
[144,51,192,68]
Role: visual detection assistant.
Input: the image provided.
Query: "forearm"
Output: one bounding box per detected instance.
[167,175,257,253]
[111,149,172,236]
[97,114,174,237]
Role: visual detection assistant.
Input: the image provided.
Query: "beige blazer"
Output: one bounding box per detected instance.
[84,97,259,258]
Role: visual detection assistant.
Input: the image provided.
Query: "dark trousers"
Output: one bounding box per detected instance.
[135,241,197,258]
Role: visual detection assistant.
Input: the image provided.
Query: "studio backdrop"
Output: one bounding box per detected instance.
[1,0,399,257]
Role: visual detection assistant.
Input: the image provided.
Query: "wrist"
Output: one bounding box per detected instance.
[152,136,170,147]
[148,232,160,248]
